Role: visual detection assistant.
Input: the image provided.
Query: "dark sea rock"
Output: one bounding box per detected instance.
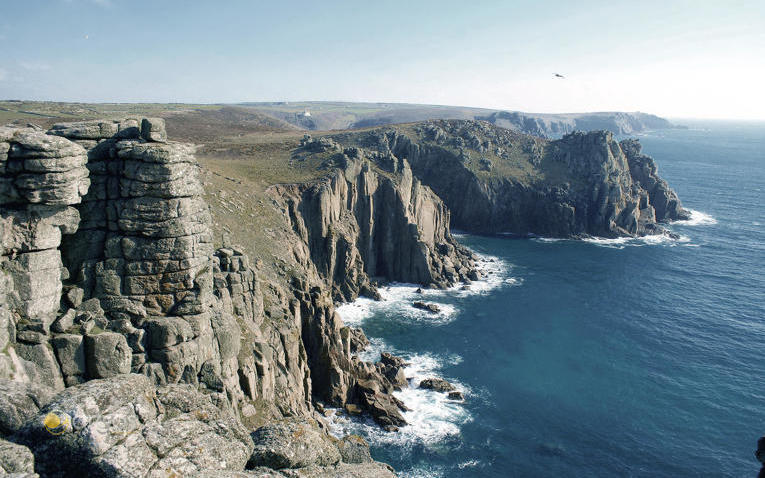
[419,378,456,392]
[413,301,440,313]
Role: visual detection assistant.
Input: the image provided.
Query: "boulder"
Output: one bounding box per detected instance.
[377,363,407,390]
[85,332,132,379]
[0,380,55,434]
[418,378,455,392]
[379,352,407,369]
[14,343,65,390]
[354,380,406,427]
[51,308,76,333]
[52,334,86,381]
[336,435,372,464]
[140,118,167,143]
[447,391,464,401]
[65,286,85,309]
[277,462,396,477]
[248,418,341,470]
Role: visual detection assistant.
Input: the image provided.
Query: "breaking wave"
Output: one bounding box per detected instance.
[672,209,717,226]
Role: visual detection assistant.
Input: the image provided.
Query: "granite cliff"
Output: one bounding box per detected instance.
[0,118,475,477]
[330,120,690,238]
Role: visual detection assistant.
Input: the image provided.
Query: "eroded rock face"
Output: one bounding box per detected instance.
[275,156,475,299]
[351,120,689,238]
[0,120,315,427]
[272,152,475,421]
[1,126,89,389]
[621,138,690,222]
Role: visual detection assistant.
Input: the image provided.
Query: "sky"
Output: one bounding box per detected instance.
[0,0,763,119]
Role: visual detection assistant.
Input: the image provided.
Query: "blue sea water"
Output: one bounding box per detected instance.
[332,120,765,477]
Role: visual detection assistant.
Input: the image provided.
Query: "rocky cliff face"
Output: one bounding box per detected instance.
[273,139,475,301]
[338,120,689,238]
[0,118,479,476]
[269,136,475,425]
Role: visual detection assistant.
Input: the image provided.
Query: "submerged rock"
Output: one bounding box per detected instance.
[412,301,440,313]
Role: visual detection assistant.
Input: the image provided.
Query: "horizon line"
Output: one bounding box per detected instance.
[3,98,764,123]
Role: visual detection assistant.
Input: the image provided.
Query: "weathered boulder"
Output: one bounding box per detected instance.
[376,362,407,390]
[14,343,65,391]
[85,332,132,379]
[196,462,397,477]
[336,435,373,464]
[354,380,407,427]
[448,391,464,401]
[140,118,167,143]
[52,334,86,385]
[248,418,341,470]
[0,380,54,435]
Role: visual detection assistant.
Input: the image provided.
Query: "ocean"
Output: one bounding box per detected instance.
[330,120,765,477]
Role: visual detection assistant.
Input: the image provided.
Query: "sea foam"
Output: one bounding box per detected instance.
[672,209,717,226]
[329,250,509,457]
[335,252,512,328]
[327,346,472,448]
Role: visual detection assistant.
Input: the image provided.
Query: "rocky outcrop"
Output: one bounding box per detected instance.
[248,418,342,469]
[273,141,476,300]
[0,437,36,475]
[2,117,490,475]
[620,138,689,222]
[0,373,393,478]
[270,140,475,423]
[418,378,456,392]
[340,120,689,238]
[14,374,254,477]
[1,126,90,389]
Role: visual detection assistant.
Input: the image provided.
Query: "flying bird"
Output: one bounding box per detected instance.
[553,73,565,79]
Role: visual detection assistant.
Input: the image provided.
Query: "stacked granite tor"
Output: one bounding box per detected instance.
[0,125,90,389]
[50,118,228,388]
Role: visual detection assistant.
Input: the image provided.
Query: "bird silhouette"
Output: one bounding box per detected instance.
[553,73,565,79]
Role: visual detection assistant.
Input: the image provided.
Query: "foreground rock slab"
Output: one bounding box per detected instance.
[15,374,254,477]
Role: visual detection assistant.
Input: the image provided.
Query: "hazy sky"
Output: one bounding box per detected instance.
[1,0,763,119]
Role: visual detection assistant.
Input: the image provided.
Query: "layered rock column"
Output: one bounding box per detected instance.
[51,119,311,418]
[51,120,232,392]
[0,126,89,389]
